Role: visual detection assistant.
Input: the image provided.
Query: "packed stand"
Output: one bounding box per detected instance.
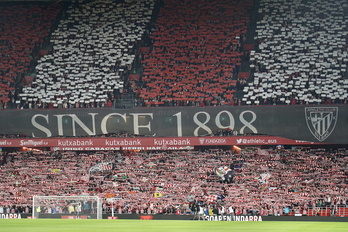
[0,147,347,216]
[18,0,156,109]
[244,0,348,105]
[2,0,347,110]
[0,151,112,213]
[137,0,252,107]
[0,2,63,109]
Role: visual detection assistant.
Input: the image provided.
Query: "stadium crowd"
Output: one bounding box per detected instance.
[0,0,347,220]
[1,0,158,109]
[245,0,348,106]
[0,0,346,109]
[0,2,63,109]
[136,0,252,107]
[0,147,347,216]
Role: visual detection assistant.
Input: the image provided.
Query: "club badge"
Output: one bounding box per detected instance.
[305,107,338,142]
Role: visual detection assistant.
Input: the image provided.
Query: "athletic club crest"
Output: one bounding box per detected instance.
[305,107,338,142]
[199,138,205,145]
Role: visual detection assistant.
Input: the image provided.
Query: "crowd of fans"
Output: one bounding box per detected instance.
[0,147,347,216]
[0,0,345,109]
[245,0,348,105]
[136,0,252,107]
[0,0,347,220]
[0,2,63,109]
[17,0,157,109]
[0,0,157,110]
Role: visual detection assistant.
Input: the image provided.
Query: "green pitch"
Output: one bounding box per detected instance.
[0,219,347,232]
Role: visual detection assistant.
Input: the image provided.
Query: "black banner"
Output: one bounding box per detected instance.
[0,105,347,143]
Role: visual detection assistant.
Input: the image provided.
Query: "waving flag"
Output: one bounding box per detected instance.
[212,166,235,183]
[204,195,218,204]
[214,166,231,180]
[89,162,113,173]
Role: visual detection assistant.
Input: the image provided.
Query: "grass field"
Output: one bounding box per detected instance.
[0,219,347,232]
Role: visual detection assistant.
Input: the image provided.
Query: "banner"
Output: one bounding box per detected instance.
[0,105,347,143]
[0,214,22,219]
[0,135,322,150]
[204,215,262,221]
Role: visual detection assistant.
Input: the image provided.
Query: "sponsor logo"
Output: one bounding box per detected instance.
[197,138,227,145]
[0,214,22,219]
[58,140,94,146]
[0,140,12,146]
[305,107,338,142]
[154,138,191,146]
[204,138,226,144]
[105,139,142,146]
[20,140,47,146]
[204,215,262,221]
